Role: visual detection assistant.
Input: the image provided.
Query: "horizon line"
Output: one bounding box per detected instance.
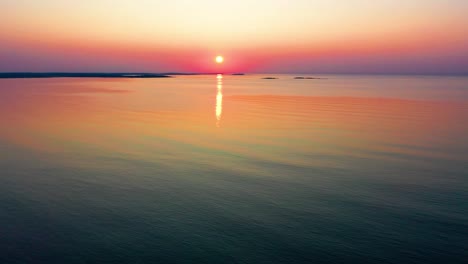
[0,71,468,78]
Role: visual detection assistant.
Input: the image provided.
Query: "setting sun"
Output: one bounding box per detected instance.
[215,56,224,64]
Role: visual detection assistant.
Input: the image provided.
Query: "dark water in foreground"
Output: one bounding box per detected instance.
[0,75,467,263]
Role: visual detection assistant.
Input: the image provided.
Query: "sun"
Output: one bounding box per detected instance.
[215,55,224,64]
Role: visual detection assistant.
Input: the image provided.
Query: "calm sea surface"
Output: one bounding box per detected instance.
[1,74,467,263]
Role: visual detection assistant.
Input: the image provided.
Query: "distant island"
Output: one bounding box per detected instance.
[262,77,278,79]
[294,77,326,80]
[0,72,174,79]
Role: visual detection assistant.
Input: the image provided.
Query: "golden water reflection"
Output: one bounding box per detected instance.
[216,74,223,127]
[0,77,466,164]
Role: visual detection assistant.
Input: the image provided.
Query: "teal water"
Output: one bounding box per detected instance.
[0,75,467,263]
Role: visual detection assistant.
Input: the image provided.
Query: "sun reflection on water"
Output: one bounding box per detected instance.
[216,74,223,127]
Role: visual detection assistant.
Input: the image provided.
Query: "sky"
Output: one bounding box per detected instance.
[1,0,467,74]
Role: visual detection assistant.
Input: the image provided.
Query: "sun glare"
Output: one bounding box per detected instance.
[215,56,224,64]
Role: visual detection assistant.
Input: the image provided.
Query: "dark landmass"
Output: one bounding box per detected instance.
[0,72,172,79]
[160,72,202,76]
[294,76,327,79]
[232,73,245,76]
[262,77,278,79]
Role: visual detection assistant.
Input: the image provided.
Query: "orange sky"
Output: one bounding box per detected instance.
[1,0,467,73]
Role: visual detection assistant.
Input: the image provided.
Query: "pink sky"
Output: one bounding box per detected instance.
[1,0,467,74]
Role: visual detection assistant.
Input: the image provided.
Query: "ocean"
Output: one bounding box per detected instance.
[0,74,467,263]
